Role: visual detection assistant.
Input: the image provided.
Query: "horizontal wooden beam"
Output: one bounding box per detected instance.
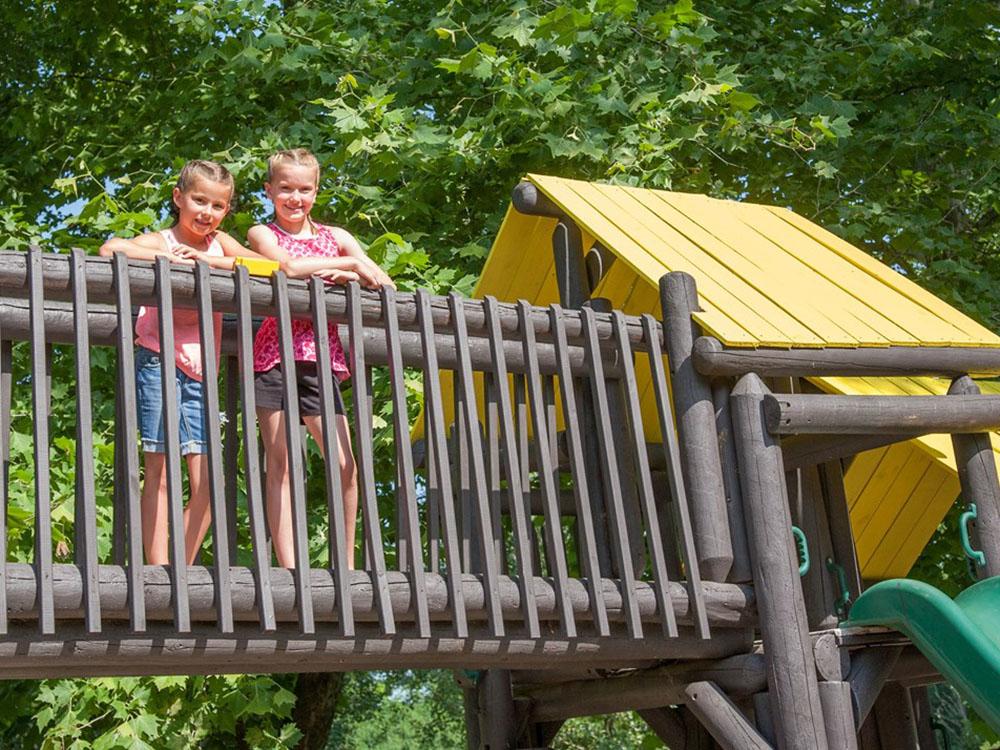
[693,335,1000,377]
[0,620,753,679]
[0,297,613,378]
[764,392,1000,435]
[512,181,566,219]
[520,653,767,722]
[5,563,755,630]
[0,252,659,351]
[780,433,922,470]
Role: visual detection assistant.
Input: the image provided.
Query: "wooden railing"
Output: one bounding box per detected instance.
[0,250,754,677]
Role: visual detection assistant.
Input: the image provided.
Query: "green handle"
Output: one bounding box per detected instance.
[960,504,986,568]
[826,557,851,618]
[792,526,810,577]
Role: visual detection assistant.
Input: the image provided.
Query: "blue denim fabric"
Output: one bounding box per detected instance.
[134,346,207,455]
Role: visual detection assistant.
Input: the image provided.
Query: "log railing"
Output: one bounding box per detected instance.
[0,250,754,675]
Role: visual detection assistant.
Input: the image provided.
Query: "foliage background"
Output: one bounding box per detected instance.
[1,0,999,746]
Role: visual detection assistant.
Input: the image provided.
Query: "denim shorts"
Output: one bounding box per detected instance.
[135,346,207,455]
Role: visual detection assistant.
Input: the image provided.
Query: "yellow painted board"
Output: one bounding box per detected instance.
[881,467,959,579]
[732,204,927,345]
[844,446,890,510]
[857,451,935,571]
[850,443,916,539]
[658,191,870,345]
[528,176,770,345]
[766,206,994,346]
[578,180,807,343]
[475,210,553,302]
[626,188,833,345]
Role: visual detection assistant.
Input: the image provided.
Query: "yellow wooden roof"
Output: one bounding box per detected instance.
[468,174,1000,579]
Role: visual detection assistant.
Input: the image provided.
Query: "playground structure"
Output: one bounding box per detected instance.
[0,174,998,748]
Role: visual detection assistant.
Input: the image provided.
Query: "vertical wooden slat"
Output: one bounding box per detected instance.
[455,393,473,571]
[484,375,505,572]
[579,306,642,639]
[0,333,10,634]
[416,290,467,637]
[111,369,127,566]
[346,282,395,635]
[154,258,192,634]
[308,277,354,638]
[273,271,315,634]
[426,433,441,573]
[611,311,677,637]
[27,248,55,635]
[234,267,275,632]
[70,250,101,633]
[113,253,145,631]
[641,314,709,639]
[381,286,431,637]
[194,261,234,633]
[549,305,609,636]
[514,375,543,577]
[223,356,240,556]
[515,299,576,638]
[448,293,505,637]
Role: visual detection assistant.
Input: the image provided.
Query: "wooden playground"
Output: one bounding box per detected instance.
[1,174,998,748]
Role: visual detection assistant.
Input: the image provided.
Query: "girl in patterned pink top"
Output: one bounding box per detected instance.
[248,149,393,570]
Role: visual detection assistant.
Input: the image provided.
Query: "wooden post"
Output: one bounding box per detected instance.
[661,273,733,581]
[872,683,918,750]
[849,646,902,726]
[948,375,1000,577]
[683,681,772,749]
[478,670,518,750]
[818,681,858,750]
[731,373,828,749]
[712,381,752,583]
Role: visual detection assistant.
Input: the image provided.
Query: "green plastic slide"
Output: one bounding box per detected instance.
[847,577,1000,731]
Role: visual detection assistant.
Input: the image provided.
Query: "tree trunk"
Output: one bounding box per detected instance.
[293,672,346,750]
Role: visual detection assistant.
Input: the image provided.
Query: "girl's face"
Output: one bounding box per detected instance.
[172,177,231,238]
[266,163,319,227]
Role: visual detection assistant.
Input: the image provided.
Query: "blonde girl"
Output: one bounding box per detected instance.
[248,148,393,569]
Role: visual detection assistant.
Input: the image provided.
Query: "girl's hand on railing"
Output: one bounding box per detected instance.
[314,267,362,286]
[169,245,203,266]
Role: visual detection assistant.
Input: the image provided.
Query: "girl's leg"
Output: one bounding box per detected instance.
[140,452,169,565]
[258,407,296,568]
[184,453,212,565]
[304,414,358,570]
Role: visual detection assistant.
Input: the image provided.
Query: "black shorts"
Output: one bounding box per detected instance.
[254,361,345,417]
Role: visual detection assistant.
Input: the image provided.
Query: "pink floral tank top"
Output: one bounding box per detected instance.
[134,228,223,381]
[252,223,350,382]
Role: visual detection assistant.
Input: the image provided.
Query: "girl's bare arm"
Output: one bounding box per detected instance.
[247,225,374,286]
[98,233,178,262]
[329,227,395,289]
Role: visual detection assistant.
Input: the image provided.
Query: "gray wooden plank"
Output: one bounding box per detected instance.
[549,305,609,637]
[641,313,710,639]
[346,282,395,635]
[223,356,240,556]
[308,277,354,637]
[380,286,430,637]
[154,258,192,634]
[579,307,642,639]
[194,262,234,633]
[70,249,101,634]
[273,271,315,634]
[483,374,505,574]
[447,293,505,637]
[0,334,7,635]
[28,248,55,635]
[611,311,677,638]
[515,299,575,638]
[112,253,145,631]
[233,267,276,632]
[415,290,467,637]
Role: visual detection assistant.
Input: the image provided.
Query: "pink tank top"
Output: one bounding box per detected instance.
[134,228,224,381]
[252,223,350,381]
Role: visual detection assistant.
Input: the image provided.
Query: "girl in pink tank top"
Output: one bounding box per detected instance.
[248,148,394,570]
[99,160,265,568]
